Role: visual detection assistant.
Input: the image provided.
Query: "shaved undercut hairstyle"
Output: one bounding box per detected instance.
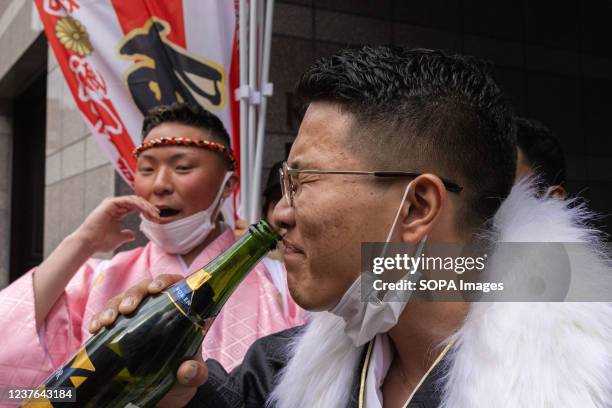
[142,102,231,148]
[296,46,517,233]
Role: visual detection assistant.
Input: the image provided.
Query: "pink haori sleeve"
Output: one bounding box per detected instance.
[0,257,100,393]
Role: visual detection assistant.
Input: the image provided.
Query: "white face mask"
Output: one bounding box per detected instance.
[139,172,232,255]
[330,181,427,347]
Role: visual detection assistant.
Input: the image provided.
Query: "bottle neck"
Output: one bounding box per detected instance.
[187,220,279,289]
[180,220,280,324]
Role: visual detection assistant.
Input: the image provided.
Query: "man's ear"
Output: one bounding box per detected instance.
[221,173,239,199]
[398,174,446,243]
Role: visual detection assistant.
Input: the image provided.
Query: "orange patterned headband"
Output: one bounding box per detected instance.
[133,137,236,169]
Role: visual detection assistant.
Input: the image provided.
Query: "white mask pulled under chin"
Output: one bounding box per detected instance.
[330,181,427,347]
[139,172,232,255]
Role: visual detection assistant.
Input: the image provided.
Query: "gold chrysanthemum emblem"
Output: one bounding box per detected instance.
[55,16,93,56]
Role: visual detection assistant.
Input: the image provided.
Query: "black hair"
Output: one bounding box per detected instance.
[141,102,231,148]
[515,117,566,187]
[296,46,516,231]
[262,161,284,221]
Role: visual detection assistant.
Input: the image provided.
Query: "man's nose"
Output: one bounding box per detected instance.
[152,168,174,195]
[272,198,295,234]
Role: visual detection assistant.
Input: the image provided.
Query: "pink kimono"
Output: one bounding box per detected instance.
[0,228,305,399]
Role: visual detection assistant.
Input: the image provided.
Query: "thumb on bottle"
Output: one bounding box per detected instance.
[177,360,208,386]
[157,360,208,408]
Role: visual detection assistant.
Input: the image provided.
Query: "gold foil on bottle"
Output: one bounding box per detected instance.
[186,269,212,290]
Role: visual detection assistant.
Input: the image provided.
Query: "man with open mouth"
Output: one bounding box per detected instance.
[0,102,305,394]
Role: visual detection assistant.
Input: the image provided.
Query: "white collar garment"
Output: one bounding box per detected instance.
[364,333,453,408]
[364,334,394,408]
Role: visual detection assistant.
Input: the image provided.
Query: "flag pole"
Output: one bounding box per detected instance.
[247,0,259,221]
[238,0,249,220]
[250,0,274,222]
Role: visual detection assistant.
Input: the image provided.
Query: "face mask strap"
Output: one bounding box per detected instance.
[381,181,413,258]
[377,181,427,302]
[331,182,430,345]
[217,172,233,202]
[208,172,233,220]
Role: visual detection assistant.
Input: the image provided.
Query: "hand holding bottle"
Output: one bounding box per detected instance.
[87,274,184,331]
[28,220,279,407]
[88,274,209,408]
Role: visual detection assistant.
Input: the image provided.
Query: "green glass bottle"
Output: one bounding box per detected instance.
[23,220,280,408]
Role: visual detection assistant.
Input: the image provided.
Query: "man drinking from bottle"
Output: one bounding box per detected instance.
[93,47,612,407]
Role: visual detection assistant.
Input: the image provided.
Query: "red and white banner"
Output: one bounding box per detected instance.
[34,0,240,189]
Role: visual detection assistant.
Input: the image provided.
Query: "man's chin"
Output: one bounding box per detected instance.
[287,285,338,312]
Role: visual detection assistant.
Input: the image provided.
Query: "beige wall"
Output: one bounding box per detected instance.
[44,50,115,258]
[0,0,115,288]
[0,0,42,80]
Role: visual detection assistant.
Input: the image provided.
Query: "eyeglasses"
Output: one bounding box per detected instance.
[279,161,463,207]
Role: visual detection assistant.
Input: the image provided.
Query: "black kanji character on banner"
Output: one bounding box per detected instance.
[118,19,226,115]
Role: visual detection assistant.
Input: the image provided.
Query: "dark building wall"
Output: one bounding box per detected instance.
[264,0,612,234]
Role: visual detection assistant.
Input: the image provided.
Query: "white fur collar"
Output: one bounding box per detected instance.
[269,181,612,408]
